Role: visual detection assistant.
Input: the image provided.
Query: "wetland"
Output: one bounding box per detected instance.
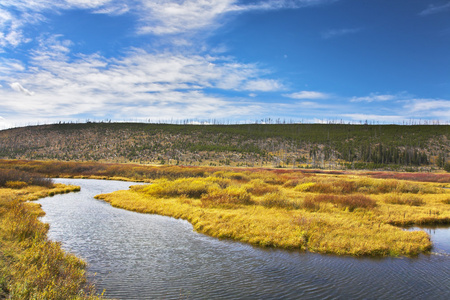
[38,178,450,299]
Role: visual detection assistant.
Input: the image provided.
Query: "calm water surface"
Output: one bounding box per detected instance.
[38,179,450,299]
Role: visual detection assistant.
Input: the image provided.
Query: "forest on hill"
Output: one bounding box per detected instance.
[0,122,448,171]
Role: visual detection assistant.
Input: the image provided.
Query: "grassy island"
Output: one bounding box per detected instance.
[95,169,450,257]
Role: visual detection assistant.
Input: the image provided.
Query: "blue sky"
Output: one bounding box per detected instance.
[0,0,449,129]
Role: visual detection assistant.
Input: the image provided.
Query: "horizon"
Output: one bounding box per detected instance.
[2,118,449,131]
[1,1,449,129]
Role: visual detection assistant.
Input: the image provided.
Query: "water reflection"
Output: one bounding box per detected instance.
[405,226,450,256]
[38,179,450,300]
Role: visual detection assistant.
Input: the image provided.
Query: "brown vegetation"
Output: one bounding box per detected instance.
[0,171,101,299]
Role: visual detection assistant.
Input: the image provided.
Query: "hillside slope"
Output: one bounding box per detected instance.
[0,123,448,170]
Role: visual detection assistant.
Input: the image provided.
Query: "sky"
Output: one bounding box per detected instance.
[0,0,449,129]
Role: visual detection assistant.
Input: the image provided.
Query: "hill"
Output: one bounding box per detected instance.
[0,122,448,170]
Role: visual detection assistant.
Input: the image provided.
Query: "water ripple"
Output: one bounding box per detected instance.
[37,179,450,300]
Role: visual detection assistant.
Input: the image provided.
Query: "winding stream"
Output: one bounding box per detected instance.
[38,179,450,299]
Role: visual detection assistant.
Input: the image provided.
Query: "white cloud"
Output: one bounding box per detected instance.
[342,113,404,123]
[136,0,241,35]
[0,8,28,49]
[407,99,450,119]
[298,101,327,108]
[419,2,450,16]
[408,99,450,111]
[9,82,34,96]
[322,28,362,39]
[283,91,329,99]
[0,0,338,52]
[0,46,285,123]
[0,1,128,50]
[350,93,396,102]
[135,0,338,35]
[243,79,284,92]
[64,0,114,9]
[343,98,450,123]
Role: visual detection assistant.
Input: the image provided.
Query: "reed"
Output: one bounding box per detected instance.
[0,182,101,299]
[384,194,424,206]
[201,186,253,207]
[260,191,299,209]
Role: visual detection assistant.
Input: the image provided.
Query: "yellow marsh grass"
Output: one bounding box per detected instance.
[0,183,80,203]
[0,184,101,299]
[96,173,450,257]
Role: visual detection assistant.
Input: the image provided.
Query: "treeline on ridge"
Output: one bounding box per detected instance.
[0,123,448,170]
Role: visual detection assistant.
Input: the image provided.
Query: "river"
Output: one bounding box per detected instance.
[37,179,450,299]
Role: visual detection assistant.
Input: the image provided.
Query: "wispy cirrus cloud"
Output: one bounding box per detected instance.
[419,1,450,16]
[9,82,34,96]
[0,35,284,124]
[342,113,405,123]
[0,0,339,49]
[350,93,397,102]
[283,90,330,100]
[0,1,119,50]
[243,79,284,92]
[135,0,338,35]
[407,99,450,119]
[321,28,362,39]
[344,95,450,122]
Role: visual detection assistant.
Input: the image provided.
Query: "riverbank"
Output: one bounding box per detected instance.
[1,160,449,257]
[0,181,102,299]
[36,178,450,299]
[96,171,450,257]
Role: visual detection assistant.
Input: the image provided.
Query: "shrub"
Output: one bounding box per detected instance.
[383,194,402,205]
[227,172,251,182]
[245,179,279,196]
[5,181,28,189]
[301,196,321,211]
[335,180,357,194]
[260,191,298,209]
[384,194,424,206]
[375,180,399,193]
[308,182,335,193]
[283,179,300,188]
[404,195,424,206]
[213,171,250,182]
[201,186,253,207]
[305,194,377,212]
[142,177,220,198]
[397,182,420,194]
[294,182,316,192]
[0,169,53,188]
[334,194,377,211]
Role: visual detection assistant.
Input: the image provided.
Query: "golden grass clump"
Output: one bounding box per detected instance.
[201,186,253,207]
[301,194,377,212]
[215,171,251,182]
[5,181,28,189]
[260,191,299,209]
[140,177,223,198]
[384,194,424,206]
[244,179,279,196]
[0,184,102,299]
